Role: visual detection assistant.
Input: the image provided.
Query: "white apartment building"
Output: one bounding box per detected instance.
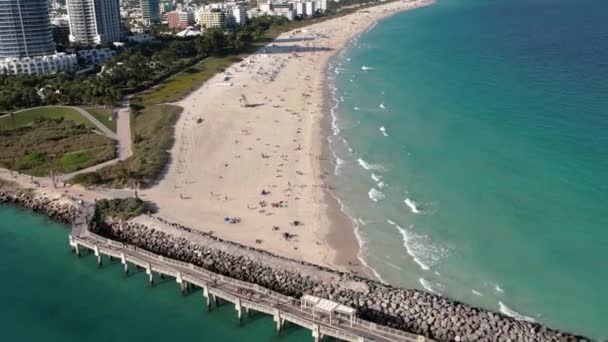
[197,9,226,29]
[305,1,316,16]
[232,6,247,25]
[77,48,116,65]
[0,53,77,75]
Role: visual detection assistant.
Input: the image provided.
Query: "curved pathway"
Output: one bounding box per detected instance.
[62,108,132,179]
[8,105,117,139]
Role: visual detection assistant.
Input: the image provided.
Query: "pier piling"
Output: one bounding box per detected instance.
[68,218,431,342]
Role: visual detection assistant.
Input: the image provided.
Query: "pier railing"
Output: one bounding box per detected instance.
[69,209,429,342]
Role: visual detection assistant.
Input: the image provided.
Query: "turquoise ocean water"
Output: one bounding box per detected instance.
[0,205,312,342]
[327,0,607,339]
[1,0,606,340]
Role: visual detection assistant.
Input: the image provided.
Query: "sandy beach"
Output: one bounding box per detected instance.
[140,0,433,278]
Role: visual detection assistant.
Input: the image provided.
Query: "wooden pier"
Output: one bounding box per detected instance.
[69,209,429,342]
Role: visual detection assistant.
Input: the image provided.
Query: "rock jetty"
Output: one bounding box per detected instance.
[0,189,80,223]
[95,218,589,342]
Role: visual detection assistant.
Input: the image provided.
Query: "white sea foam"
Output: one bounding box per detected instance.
[377,181,386,189]
[404,198,421,214]
[495,284,504,293]
[357,158,385,171]
[354,106,360,111]
[334,157,344,176]
[368,188,385,202]
[331,196,388,285]
[419,278,438,294]
[371,173,382,182]
[499,302,535,322]
[472,289,484,296]
[388,220,449,271]
[361,66,374,71]
[379,126,388,136]
[392,221,430,270]
[379,103,387,109]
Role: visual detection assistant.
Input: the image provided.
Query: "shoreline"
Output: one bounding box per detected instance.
[0,178,591,341]
[321,0,436,280]
[138,0,436,278]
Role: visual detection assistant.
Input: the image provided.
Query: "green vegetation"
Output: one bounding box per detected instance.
[72,104,181,187]
[0,106,96,130]
[82,106,117,132]
[94,197,145,220]
[0,0,390,113]
[0,118,116,176]
[137,56,244,106]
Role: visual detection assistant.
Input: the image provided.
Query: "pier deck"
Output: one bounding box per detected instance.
[69,209,428,342]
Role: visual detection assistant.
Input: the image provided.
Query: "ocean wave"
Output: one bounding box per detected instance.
[368,188,385,202]
[361,66,374,71]
[357,158,385,171]
[334,157,344,176]
[371,173,382,182]
[419,278,440,294]
[472,289,484,296]
[380,126,388,136]
[499,302,535,322]
[329,195,387,285]
[379,103,387,109]
[404,198,421,214]
[388,220,449,271]
[495,284,504,293]
[377,181,387,189]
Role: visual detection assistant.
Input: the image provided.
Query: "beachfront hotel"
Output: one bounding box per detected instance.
[0,0,77,75]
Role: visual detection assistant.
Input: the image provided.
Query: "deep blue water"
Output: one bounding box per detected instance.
[328,0,608,338]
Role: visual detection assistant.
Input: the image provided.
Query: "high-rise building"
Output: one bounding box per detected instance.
[0,0,77,75]
[66,0,121,45]
[0,0,56,58]
[231,6,247,26]
[140,0,160,26]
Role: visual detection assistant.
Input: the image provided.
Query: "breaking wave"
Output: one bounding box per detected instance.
[368,188,385,202]
[388,220,449,271]
[499,302,535,322]
[358,158,385,171]
[419,278,436,293]
[380,126,388,136]
[404,198,421,213]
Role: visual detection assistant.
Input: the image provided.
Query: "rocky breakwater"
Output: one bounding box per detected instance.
[97,220,590,342]
[0,189,80,224]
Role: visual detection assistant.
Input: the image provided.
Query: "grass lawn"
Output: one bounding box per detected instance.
[135,56,244,106]
[0,118,117,177]
[82,106,117,132]
[0,106,97,130]
[72,104,181,187]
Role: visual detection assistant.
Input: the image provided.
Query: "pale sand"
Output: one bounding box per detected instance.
[141,0,433,277]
